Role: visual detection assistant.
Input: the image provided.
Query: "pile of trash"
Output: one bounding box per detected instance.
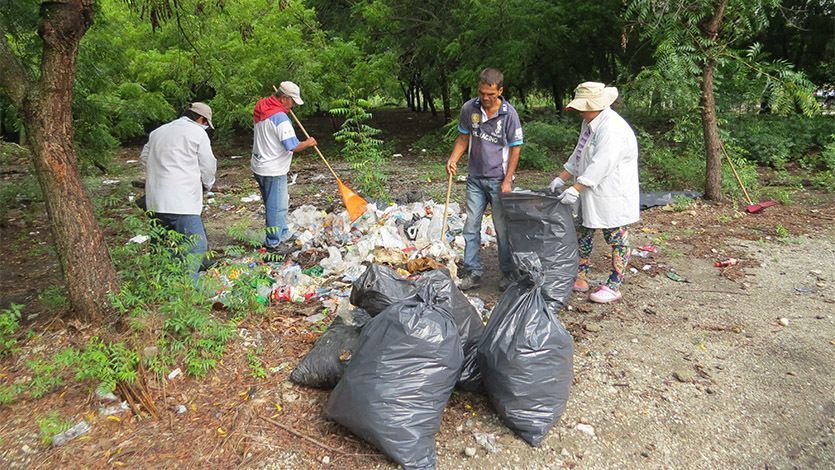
[203,201,501,311]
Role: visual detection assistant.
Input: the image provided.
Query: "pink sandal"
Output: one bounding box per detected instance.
[589,285,622,304]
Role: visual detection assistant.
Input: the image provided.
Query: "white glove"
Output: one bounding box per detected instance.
[558,186,580,205]
[548,176,565,192]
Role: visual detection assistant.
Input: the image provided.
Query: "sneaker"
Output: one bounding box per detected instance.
[573,278,590,292]
[458,272,482,291]
[265,241,297,256]
[589,285,622,304]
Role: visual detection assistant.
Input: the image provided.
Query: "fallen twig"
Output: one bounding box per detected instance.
[260,416,345,455]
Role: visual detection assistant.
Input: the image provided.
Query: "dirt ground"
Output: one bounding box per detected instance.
[1,109,834,469]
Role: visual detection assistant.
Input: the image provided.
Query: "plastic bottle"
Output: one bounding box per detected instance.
[714,258,739,267]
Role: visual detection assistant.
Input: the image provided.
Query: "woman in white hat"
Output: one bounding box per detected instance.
[549,82,639,303]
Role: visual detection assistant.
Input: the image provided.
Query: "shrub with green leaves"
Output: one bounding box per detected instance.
[37,412,73,446]
[331,95,389,202]
[0,303,23,356]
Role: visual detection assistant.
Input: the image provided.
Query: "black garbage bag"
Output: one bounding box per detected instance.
[325,284,463,469]
[500,189,579,310]
[415,269,485,392]
[289,307,372,388]
[349,264,416,316]
[478,253,574,447]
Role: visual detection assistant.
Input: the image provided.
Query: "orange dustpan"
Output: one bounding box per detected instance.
[286,107,369,221]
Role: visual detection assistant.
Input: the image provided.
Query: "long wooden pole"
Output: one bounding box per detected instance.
[441,172,453,241]
[720,142,754,205]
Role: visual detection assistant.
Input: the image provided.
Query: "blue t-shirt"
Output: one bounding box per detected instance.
[457,97,524,178]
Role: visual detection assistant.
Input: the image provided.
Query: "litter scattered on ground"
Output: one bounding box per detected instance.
[175,405,187,414]
[794,287,817,294]
[127,235,150,244]
[102,179,120,185]
[167,368,182,380]
[779,317,790,326]
[575,423,596,438]
[125,159,138,164]
[230,155,243,159]
[473,432,501,453]
[52,421,91,447]
[241,194,261,203]
[714,258,739,267]
[666,272,688,283]
[98,401,130,417]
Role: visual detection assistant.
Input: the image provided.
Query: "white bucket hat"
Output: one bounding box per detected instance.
[278,81,304,105]
[566,82,618,111]
[188,102,214,129]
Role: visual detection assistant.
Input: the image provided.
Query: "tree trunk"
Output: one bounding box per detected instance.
[551,83,563,114]
[423,87,436,116]
[3,0,119,322]
[700,58,723,201]
[460,86,471,105]
[440,70,451,120]
[698,0,729,202]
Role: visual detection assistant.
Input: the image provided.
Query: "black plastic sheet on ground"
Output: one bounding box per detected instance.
[325,283,463,469]
[640,190,702,210]
[477,253,574,447]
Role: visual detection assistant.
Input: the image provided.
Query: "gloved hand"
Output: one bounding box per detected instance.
[548,176,565,192]
[558,186,580,205]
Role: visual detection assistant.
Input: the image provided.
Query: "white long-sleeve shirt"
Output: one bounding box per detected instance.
[564,107,639,229]
[141,117,216,215]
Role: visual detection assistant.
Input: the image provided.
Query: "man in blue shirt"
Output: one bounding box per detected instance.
[446,68,524,290]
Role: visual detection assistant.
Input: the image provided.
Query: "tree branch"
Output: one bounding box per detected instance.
[0,33,31,107]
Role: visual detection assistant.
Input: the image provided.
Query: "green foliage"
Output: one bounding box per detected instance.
[0,171,42,220]
[246,349,267,379]
[518,120,579,171]
[72,339,140,394]
[38,285,70,310]
[331,95,389,201]
[37,412,73,446]
[0,304,23,356]
[725,115,835,168]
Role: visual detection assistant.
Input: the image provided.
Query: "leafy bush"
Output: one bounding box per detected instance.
[0,304,23,356]
[518,142,555,171]
[331,95,389,202]
[524,120,578,154]
[726,115,835,168]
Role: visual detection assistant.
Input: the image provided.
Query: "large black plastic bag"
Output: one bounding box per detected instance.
[478,253,574,447]
[325,284,463,469]
[289,307,371,388]
[349,263,416,315]
[415,269,484,391]
[500,189,579,310]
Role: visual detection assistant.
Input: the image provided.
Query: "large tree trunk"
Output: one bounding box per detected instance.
[422,86,436,116]
[1,0,119,322]
[699,0,729,201]
[699,59,723,201]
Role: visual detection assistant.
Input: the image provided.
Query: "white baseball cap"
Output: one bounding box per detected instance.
[278,81,304,105]
[188,102,214,128]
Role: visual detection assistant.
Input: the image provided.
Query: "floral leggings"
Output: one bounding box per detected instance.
[577,226,631,290]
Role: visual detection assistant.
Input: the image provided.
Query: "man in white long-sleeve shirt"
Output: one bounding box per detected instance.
[141,102,217,274]
[549,82,639,304]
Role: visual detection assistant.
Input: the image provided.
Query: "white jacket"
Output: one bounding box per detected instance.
[564,108,639,229]
[141,117,217,215]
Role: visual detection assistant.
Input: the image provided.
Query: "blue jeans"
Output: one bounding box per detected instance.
[254,174,289,247]
[463,176,512,276]
[153,213,208,277]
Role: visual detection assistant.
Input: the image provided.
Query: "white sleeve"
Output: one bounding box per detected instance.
[198,133,217,190]
[140,142,150,167]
